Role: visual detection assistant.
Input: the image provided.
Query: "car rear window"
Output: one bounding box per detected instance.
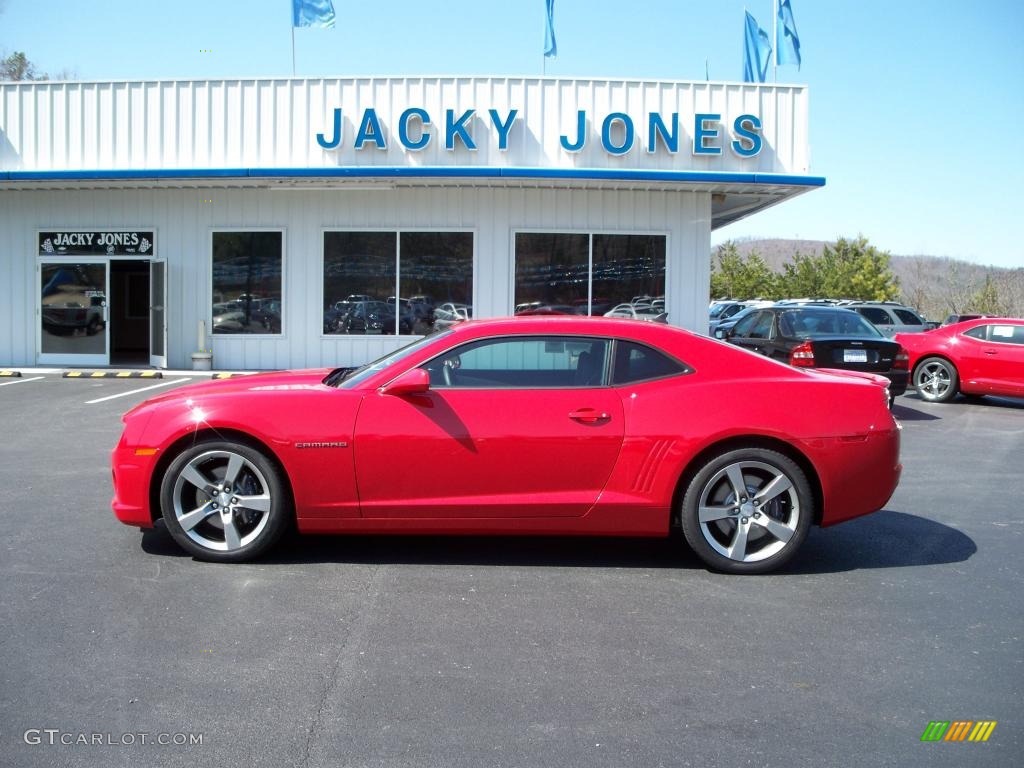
[781,309,883,338]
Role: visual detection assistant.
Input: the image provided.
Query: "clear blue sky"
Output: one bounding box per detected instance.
[3,0,1022,268]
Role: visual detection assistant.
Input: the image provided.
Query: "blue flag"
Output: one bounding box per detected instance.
[742,11,772,83]
[293,0,335,29]
[544,0,557,58]
[776,0,801,68]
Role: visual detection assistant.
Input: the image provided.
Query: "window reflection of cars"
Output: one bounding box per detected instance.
[604,303,668,322]
[251,299,282,332]
[212,302,246,333]
[42,293,106,335]
[341,301,408,335]
[324,301,356,334]
[432,303,473,331]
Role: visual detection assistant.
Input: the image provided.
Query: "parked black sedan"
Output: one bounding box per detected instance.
[717,306,909,401]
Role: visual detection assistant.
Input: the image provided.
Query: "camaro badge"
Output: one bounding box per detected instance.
[294,441,349,449]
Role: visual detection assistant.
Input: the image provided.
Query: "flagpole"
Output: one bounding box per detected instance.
[772,0,778,82]
[291,26,296,76]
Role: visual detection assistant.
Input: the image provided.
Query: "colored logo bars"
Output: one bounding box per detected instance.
[920,720,997,743]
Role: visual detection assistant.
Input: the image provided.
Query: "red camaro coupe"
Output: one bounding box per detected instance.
[112,318,902,574]
[895,317,1024,402]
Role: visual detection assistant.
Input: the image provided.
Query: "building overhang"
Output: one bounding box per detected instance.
[0,167,824,229]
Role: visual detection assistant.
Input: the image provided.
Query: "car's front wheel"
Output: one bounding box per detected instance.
[680,448,813,574]
[160,440,290,562]
[913,356,959,403]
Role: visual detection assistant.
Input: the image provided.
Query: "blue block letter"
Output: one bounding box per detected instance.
[648,112,679,154]
[316,108,342,150]
[601,113,634,156]
[693,113,722,155]
[731,114,763,157]
[489,109,518,150]
[399,108,431,151]
[445,109,477,151]
[560,111,587,152]
[355,108,386,150]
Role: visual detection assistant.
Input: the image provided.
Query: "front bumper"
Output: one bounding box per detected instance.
[111,442,158,528]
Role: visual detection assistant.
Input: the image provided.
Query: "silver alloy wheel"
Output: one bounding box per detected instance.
[915,360,953,400]
[696,460,801,564]
[171,449,272,552]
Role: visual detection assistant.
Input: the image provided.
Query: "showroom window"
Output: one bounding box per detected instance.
[423,336,610,389]
[211,231,283,335]
[514,233,666,318]
[323,231,473,336]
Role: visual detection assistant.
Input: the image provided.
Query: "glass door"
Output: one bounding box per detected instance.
[150,260,167,368]
[39,261,109,366]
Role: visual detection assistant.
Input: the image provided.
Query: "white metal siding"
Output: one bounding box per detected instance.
[0,77,809,175]
[0,186,710,369]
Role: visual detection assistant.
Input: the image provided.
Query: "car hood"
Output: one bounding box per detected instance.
[125,369,333,415]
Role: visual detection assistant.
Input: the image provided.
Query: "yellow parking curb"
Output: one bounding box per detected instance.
[0,370,22,377]
[63,370,163,379]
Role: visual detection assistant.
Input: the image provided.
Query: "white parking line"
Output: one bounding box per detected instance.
[85,378,192,404]
[0,376,46,387]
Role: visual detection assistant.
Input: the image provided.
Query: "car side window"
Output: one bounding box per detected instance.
[731,313,759,337]
[962,326,988,340]
[857,307,892,325]
[611,341,689,385]
[747,312,774,340]
[893,309,923,326]
[987,325,1024,345]
[424,336,610,388]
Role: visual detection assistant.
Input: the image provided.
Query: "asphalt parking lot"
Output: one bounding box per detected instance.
[0,374,1021,767]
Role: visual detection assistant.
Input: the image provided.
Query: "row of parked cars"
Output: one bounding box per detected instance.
[709,299,1023,404]
[323,295,473,335]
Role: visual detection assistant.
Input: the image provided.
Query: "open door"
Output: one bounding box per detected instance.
[150,259,167,368]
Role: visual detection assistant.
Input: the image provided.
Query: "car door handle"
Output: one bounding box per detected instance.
[983,349,998,355]
[568,408,610,423]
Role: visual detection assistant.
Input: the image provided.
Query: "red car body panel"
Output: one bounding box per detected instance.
[112,318,902,536]
[896,318,1024,398]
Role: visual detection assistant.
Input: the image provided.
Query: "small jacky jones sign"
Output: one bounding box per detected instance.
[39,231,155,257]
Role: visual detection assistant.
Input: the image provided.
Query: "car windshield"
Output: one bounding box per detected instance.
[781,309,883,339]
[325,329,453,388]
[709,304,728,318]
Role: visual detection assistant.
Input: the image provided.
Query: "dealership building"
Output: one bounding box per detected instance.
[0,76,821,370]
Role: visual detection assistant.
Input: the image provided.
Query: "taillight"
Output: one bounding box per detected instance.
[790,341,815,367]
[893,346,909,371]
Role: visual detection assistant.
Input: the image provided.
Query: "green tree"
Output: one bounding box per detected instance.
[711,242,779,299]
[970,273,1008,315]
[0,51,48,81]
[779,249,825,298]
[778,237,899,301]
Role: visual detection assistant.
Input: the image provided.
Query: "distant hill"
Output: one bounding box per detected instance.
[724,238,1024,320]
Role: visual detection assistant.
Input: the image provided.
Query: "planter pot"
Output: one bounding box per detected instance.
[191,352,213,371]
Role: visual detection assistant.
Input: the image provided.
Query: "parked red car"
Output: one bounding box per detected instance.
[896,318,1024,402]
[112,318,901,574]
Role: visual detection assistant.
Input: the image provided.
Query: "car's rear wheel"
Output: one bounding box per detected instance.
[160,440,290,562]
[913,357,958,403]
[681,448,813,575]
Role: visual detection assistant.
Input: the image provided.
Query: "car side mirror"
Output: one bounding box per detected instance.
[715,328,727,339]
[380,368,430,396]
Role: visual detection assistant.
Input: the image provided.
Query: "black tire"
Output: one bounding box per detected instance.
[913,356,959,403]
[159,439,291,562]
[680,448,813,575]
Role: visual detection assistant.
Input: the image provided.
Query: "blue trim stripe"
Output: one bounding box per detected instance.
[0,167,826,187]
